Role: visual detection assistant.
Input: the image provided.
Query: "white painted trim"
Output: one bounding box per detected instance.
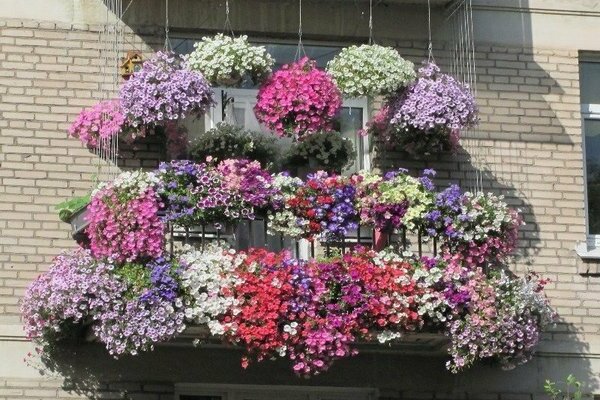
[581,110,600,257]
[581,104,600,115]
[175,383,378,400]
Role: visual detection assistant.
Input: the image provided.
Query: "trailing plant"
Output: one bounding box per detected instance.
[68,99,135,149]
[55,194,90,223]
[86,171,165,263]
[120,51,215,127]
[282,130,355,174]
[189,123,278,168]
[327,44,416,98]
[378,62,478,157]
[186,34,274,87]
[254,57,342,140]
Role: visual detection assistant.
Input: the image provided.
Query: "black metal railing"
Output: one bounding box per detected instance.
[167,218,439,259]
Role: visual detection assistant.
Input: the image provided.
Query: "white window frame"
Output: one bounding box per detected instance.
[577,105,600,259]
[175,383,378,400]
[206,88,371,173]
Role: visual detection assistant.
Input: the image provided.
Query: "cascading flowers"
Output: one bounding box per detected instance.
[156,159,275,227]
[424,187,524,267]
[357,168,436,233]
[285,171,360,240]
[266,173,307,238]
[86,170,164,263]
[120,51,215,127]
[327,44,416,98]
[386,62,478,156]
[68,99,133,149]
[254,57,342,140]
[21,249,187,357]
[186,34,275,87]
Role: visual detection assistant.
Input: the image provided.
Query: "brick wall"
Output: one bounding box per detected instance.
[0,12,599,400]
[0,19,160,318]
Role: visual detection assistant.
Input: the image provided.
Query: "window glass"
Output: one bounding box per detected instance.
[337,107,365,173]
[171,38,341,70]
[585,119,600,234]
[580,62,600,105]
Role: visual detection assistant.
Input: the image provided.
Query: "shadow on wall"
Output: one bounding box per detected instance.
[30,327,593,400]
[373,144,542,266]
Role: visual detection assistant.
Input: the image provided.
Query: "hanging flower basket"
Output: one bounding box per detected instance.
[254,57,342,140]
[327,44,416,98]
[119,51,215,128]
[68,99,137,149]
[282,130,356,176]
[385,62,478,157]
[186,34,275,87]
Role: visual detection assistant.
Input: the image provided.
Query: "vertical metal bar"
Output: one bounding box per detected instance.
[217,226,221,241]
[402,227,407,251]
[295,240,300,258]
[201,225,205,251]
[326,242,330,258]
[248,219,254,248]
[418,229,423,258]
[185,226,189,245]
[356,226,361,244]
[310,240,315,258]
[341,236,346,254]
[433,237,437,256]
[263,218,268,248]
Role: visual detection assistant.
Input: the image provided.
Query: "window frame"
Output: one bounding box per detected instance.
[205,87,371,174]
[174,383,378,400]
[578,54,600,258]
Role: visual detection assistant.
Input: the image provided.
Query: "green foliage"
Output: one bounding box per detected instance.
[55,195,90,223]
[544,374,585,400]
[113,262,151,300]
[282,131,356,174]
[189,123,278,169]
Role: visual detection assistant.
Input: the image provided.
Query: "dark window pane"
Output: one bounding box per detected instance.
[338,107,364,172]
[580,62,600,104]
[171,38,341,71]
[180,395,222,400]
[585,119,600,234]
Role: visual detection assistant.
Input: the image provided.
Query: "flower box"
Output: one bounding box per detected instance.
[68,204,89,244]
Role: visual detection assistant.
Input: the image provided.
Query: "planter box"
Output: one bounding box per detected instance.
[68,205,90,243]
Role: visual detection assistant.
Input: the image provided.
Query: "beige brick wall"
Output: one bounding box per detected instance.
[0,19,162,318]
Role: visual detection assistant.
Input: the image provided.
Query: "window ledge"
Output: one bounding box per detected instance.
[576,242,600,260]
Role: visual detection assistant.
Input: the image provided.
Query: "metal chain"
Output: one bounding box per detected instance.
[294,0,306,60]
[164,0,171,50]
[224,0,235,36]
[368,0,373,44]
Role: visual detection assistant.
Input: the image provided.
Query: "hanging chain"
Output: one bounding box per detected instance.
[368,0,373,44]
[427,0,434,61]
[164,0,171,50]
[294,0,306,60]
[224,0,235,36]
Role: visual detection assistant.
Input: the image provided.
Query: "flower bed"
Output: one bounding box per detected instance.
[23,163,552,376]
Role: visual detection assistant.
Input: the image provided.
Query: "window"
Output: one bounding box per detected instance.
[175,383,378,400]
[578,53,600,258]
[206,88,370,173]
